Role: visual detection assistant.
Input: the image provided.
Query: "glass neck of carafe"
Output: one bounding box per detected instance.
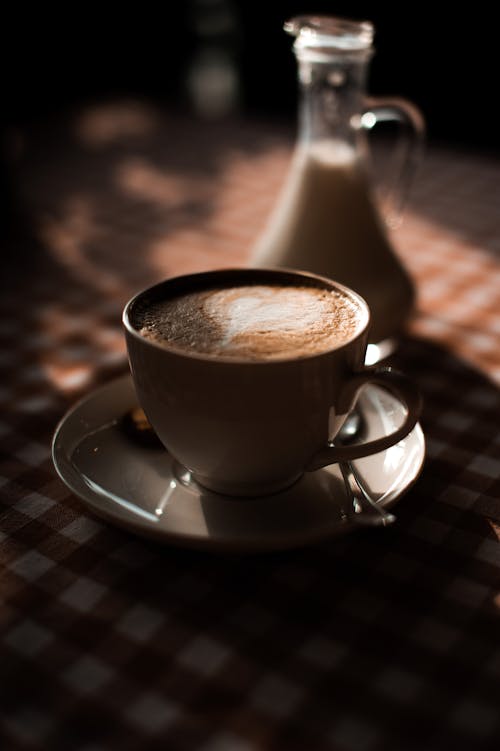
[287,16,374,146]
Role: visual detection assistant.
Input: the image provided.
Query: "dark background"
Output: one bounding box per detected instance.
[1,1,496,151]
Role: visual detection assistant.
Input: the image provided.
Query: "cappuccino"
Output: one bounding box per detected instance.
[124,269,420,496]
[133,283,362,360]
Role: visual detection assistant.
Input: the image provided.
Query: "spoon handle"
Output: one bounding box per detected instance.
[339,461,396,527]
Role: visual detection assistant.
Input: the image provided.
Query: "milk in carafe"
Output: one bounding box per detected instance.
[252,139,414,343]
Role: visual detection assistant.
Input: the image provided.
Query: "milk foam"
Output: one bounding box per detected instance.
[137,284,362,360]
[208,287,336,344]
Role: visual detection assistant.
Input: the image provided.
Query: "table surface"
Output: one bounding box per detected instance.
[1,103,499,751]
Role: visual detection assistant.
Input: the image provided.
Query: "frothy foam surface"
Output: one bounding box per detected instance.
[135,284,362,360]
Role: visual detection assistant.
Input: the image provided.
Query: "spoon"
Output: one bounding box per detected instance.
[337,409,396,527]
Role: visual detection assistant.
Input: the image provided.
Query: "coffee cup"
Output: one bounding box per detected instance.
[123,268,421,497]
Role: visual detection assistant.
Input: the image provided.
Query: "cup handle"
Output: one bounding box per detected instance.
[306,367,422,470]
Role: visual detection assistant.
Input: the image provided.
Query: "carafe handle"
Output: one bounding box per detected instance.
[363,97,425,227]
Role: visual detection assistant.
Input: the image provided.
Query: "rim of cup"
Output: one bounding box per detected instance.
[123,267,370,364]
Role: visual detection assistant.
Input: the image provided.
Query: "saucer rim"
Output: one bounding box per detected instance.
[52,374,425,552]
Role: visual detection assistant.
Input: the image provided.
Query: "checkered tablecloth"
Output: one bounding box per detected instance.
[1,103,499,751]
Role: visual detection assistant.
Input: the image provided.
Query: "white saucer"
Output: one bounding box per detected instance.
[52,375,425,552]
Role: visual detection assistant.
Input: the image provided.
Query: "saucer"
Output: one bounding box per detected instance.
[52,375,425,552]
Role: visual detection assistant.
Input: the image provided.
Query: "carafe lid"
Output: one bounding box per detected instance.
[285,16,374,57]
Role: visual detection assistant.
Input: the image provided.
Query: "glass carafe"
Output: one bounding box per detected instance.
[251,16,425,355]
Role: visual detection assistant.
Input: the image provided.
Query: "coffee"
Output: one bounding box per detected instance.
[133,283,363,360]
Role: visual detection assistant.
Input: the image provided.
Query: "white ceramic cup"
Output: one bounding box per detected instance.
[124,268,421,496]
